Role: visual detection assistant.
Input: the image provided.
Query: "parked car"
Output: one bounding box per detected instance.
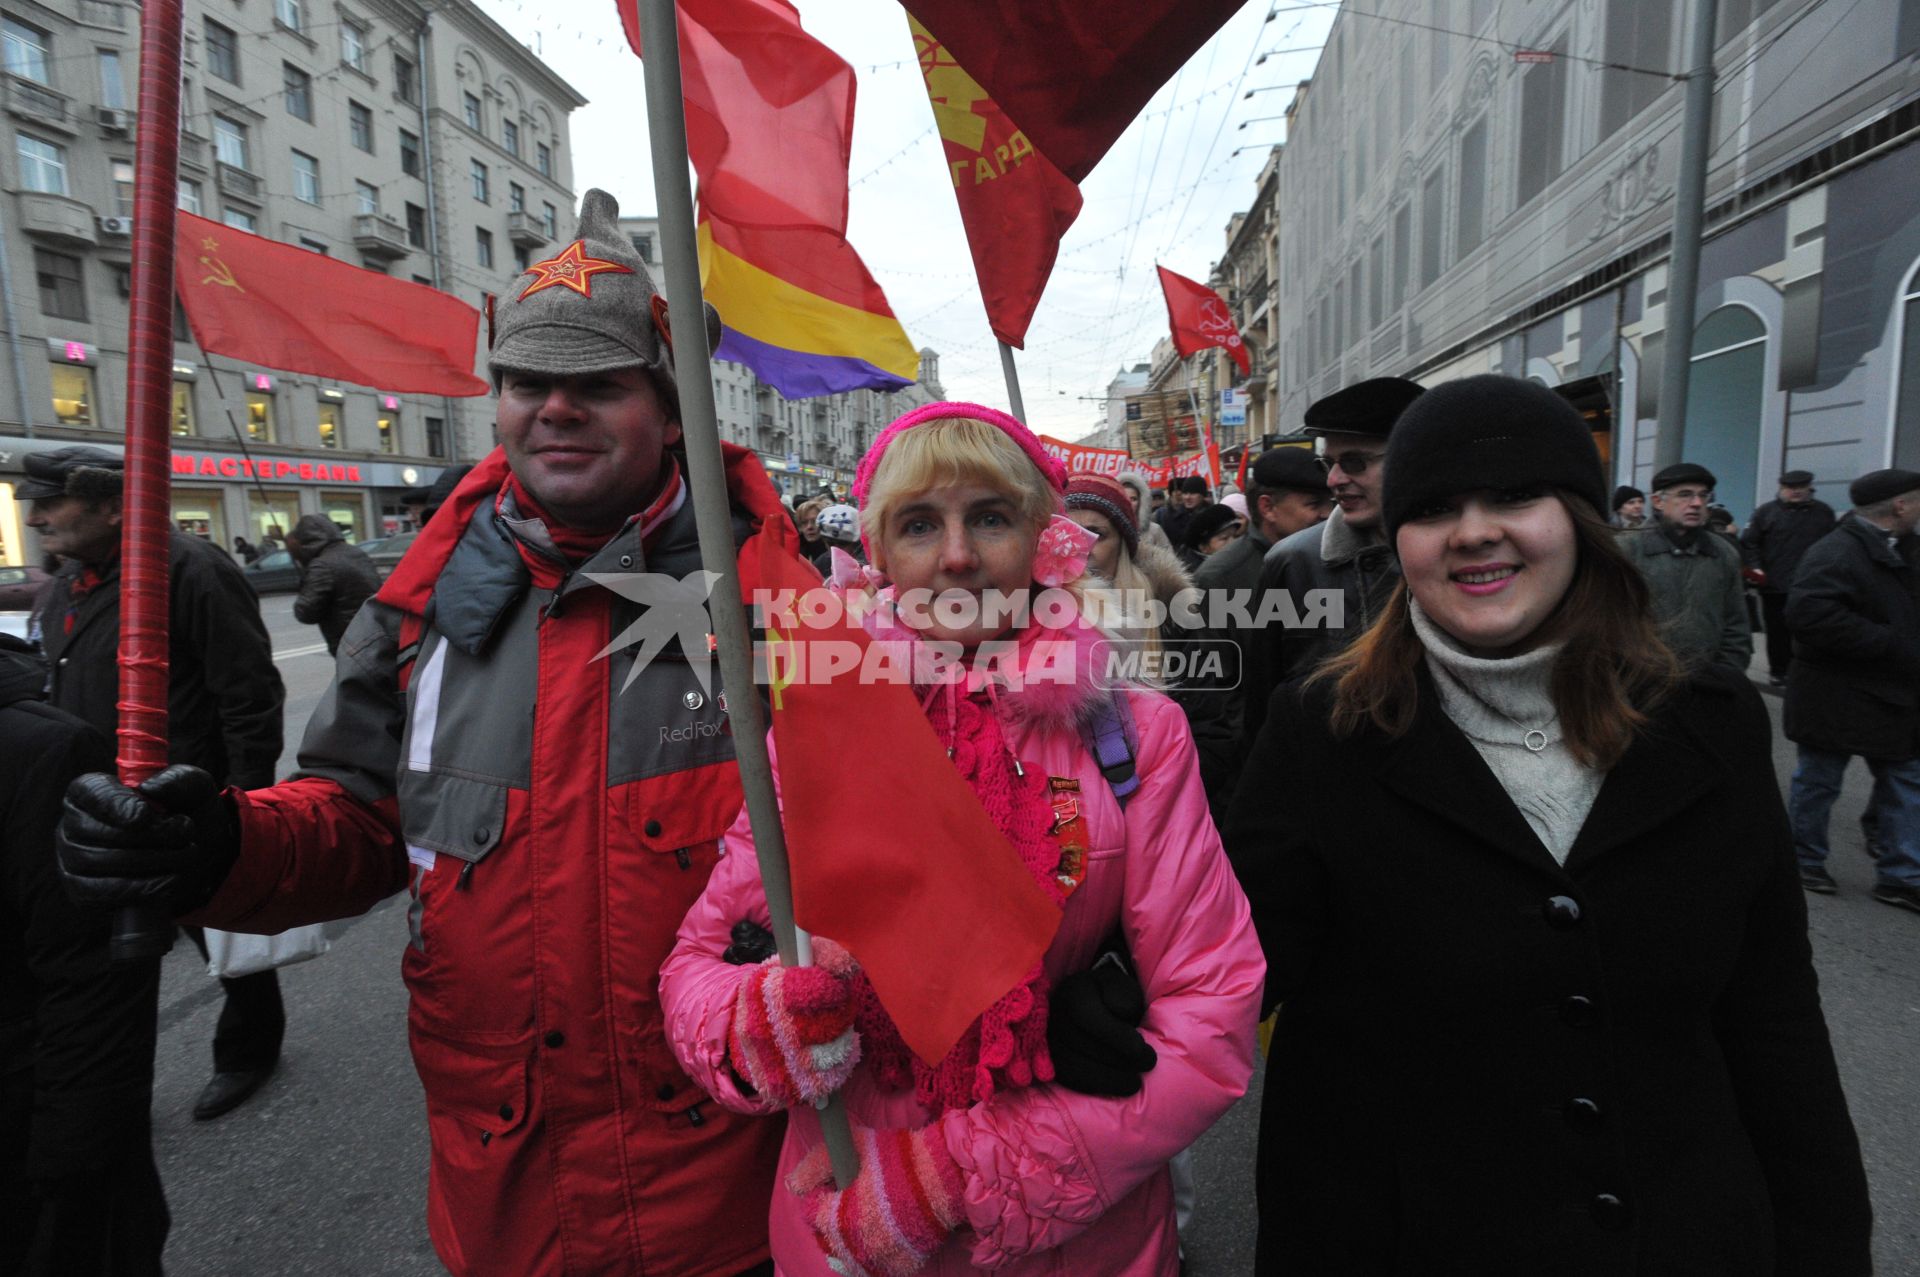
[0,563,49,610]
[0,611,30,641]
[244,549,303,594]
[360,530,416,579]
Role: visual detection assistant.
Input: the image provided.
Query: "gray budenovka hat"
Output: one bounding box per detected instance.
[486,188,720,401]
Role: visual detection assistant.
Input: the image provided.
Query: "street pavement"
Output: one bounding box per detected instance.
[150,596,1918,1274]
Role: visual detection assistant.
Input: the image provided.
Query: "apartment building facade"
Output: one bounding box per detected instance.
[0,0,584,565]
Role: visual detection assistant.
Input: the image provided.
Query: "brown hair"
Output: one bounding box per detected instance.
[1316,492,1680,770]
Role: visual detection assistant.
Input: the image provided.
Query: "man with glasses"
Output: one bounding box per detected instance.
[1622,462,1752,671]
[1241,377,1424,749]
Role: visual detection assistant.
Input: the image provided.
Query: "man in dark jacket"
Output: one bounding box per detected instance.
[287,514,381,654]
[23,446,289,1121]
[1742,469,1837,685]
[1153,474,1210,547]
[0,634,170,1275]
[1621,462,1752,672]
[1784,468,1920,911]
[1242,376,1424,749]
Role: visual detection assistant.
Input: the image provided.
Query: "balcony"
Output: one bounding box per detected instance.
[79,0,128,28]
[352,212,410,261]
[505,210,549,250]
[215,162,261,202]
[4,75,71,132]
[16,192,97,246]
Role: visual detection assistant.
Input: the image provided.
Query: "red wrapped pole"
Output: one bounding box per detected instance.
[113,0,186,961]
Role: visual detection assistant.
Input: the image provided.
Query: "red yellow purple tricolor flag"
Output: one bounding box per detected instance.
[618,0,919,399]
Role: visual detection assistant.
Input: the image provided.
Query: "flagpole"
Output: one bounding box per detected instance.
[636,0,860,1190]
[997,340,1027,423]
[110,0,186,962]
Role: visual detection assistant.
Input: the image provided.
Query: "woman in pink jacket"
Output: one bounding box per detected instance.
[661,402,1263,1276]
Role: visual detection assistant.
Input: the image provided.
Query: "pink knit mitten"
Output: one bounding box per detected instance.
[787,1123,967,1277]
[728,938,860,1107]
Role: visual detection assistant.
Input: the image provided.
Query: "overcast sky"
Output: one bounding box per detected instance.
[468,0,1337,441]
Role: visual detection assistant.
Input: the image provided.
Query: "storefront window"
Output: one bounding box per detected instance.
[51,363,95,426]
[318,402,342,450]
[247,390,275,443]
[172,489,226,549]
[321,492,364,542]
[171,380,196,436]
[247,490,300,546]
[377,410,397,454]
[0,482,22,566]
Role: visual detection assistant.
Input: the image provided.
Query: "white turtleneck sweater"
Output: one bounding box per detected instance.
[1409,599,1603,865]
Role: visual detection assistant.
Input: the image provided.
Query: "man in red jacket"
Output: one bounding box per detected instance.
[57,190,790,1276]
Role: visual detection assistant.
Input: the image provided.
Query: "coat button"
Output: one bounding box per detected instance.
[644,819,663,838]
[1589,1193,1629,1230]
[619,554,634,568]
[1563,1097,1604,1133]
[1559,995,1596,1027]
[472,827,491,845]
[1542,895,1582,928]
[498,1103,514,1121]
[656,1082,676,1102]
[544,1030,565,1049]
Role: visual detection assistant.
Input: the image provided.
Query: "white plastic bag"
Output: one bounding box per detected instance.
[203,923,330,979]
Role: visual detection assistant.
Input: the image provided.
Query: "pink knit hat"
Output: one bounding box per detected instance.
[852,401,1068,507]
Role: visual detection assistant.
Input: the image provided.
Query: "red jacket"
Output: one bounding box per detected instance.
[189,445,795,1275]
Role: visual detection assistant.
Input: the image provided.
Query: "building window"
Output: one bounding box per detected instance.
[1455,120,1487,260]
[377,406,397,453]
[178,178,203,214]
[317,401,342,449]
[299,236,328,254]
[405,202,426,248]
[399,129,420,177]
[205,19,238,85]
[341,20,367,72]
[503,119,519,156]
[1420,165,1444,289]
[3,18,49,85]
[51,364,95,427]
[1893,263,1920,468]
[292,150,320,203]
[1368,232,1385,330]
[463,92,481,130]
[536,142,552,178]
[1601,6,1672,140]
[16,134,67,194]
[475,227,494,268]
[630,232,653,262]
[426,415,446,458]
[275,0,304,34]
[1391,203,1411,310]
[542,202,557,237]
[284,63,312,121]
[99,49,126,109]
[513,245,530,273]
[1687,305,1768,514]
[355,180,379,214]
[223,206,258,232]
[394,55,416,104]
[1516,41,1569,206]
[509,181,524,213]
[349,101,373,153]
[213,115,249,170]
[34,249,84,320]
[110,159,134,216]
[247,390,275,442]
[171,381,196,436]
[470,159,488,203]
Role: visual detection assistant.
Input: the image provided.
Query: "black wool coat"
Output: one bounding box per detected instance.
[1225,665,1871,1276]
[1740,498,1837,593]
[1784,514,1920,761]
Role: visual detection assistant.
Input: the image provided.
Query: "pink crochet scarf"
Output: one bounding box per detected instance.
[850,676,1066,1114]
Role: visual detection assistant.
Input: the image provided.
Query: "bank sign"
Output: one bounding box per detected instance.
[172,451,368,484]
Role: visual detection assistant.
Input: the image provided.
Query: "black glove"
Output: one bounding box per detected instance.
[722,918,778,965]
[57,765,240,914]
[1048,950,1157,1097]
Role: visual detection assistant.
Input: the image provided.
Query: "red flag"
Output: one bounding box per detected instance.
[909,15,1081,348]
[1157,265,1250,377]
[901,0,1244,184]
[1235,444,1251,492]
[174,212,486,395]
[758,542,1060,1065]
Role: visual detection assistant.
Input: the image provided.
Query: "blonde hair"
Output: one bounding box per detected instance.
[860,418,1060,555]
[795,496,830,522]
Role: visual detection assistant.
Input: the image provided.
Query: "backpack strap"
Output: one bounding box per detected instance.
[1083,690,1141,808]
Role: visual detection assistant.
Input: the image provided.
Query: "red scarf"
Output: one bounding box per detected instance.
[63,560,112,634]
[499,461,686,579]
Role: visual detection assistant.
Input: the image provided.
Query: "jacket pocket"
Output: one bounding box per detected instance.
[398,771,509,864]
[409,1025,532,1141]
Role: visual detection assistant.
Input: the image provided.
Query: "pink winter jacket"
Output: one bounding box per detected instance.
[659,677,1264,1276]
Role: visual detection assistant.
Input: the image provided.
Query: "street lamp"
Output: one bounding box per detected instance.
[1237,115,1286,131]
[1232,143,1281,156]
[1254,43,1325,67]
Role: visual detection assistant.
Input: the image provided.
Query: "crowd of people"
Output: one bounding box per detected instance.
[3,186,1903,1276]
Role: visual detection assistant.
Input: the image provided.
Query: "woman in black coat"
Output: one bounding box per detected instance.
[1226,376,1871,1275]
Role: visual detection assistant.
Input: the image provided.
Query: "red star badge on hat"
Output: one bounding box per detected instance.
[516,240,634,301]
